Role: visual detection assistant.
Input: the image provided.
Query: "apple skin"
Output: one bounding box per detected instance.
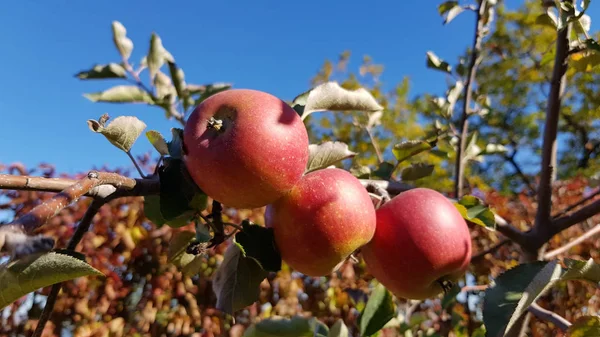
[361,188,472,300]
[265,168,377,277]
[182,89,309,209]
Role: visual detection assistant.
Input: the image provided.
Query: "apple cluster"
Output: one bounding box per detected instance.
[182,89,472,300]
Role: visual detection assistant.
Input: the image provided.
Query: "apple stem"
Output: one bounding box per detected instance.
[207,117,224,131]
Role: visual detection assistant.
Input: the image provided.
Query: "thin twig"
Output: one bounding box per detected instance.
[552,198,600,233]
[454,0,487,199]
[32,199,106,337]
[470,238,510,263]
[505,154,537,196]
[126,151,147,178]
[544,223,600,260]
[528,303,571,331]
[365,127,384,163]
[552,188,600,219]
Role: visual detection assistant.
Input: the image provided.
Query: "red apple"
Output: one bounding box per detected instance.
[361,188,472,300]
[265,168,376,276]
[183,89,309,209]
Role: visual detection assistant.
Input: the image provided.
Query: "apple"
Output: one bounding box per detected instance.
[265,168,376,276]
[182,89,309,209]
[361,188,472,300]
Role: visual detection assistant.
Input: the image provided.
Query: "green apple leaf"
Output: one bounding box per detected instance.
[367,110,383,129]
[442,4,464,24]
[350,165,372,179]
[567,316,600,336]
[147,32,174,81]
[454,195,496,230]
[142,195,192,228]
[243,316,329,337]
[234,221,281,272]
[292,81,383,120]
[158,158,207,221]
[430,149,449,158]
[400,163,435,181]
[535,12,558,28]
[153,71,175,100]
[372,162,395,180]
[212,244,268,315]
[84,85,155,104]
[0,251,104,310]
[392,140,434,163]
[87,114,146,153]
[167,128,184,159]
[146,130,169,156]
[187,82,232,104]
[360,283,396,337]
[75,63,127,80]
[328,319,349,337]
[426,51,452,74]
[167,230,207,276]
[167,62,188,105]
[111,21,133,60]
[438,1,458,15]
[306,141,357,173]
[483,261,549,337]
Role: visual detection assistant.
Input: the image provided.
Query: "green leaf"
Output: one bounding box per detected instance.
[84,85,155,104]
[585,39,600,52]
[306,141,357,173]
[535,12,558,28]
[478,143,508,156]
[167,230,206,276]
[438,1,458,15]
[234,221,281,272]
[143,195,192,228]
[567,316,600,337]
[0,252,104,310]
[146,130,169,156]
[430,149,449,158]
[75,63,127,80]
[483,261,549,337]
[350,165,372,179]
[392,140,434,163]
[372,162,395,180]
[111,21,133,60]
[158,158,207,221]
[463,132,484,163]
[167,62,188,106]
[188,82,232,104]
[328,319,349,337]
[167,128,184,159]
[426,51,451,74]
[212,244,269,315]
[444,5,464,24]
[400,163,435,181]
[147,33,173,81]
[360,283,396,337]
[243,316,329,337]
[292,82,383,120]
[367,110,383,128]
[87,114,146,152]
[153,71,175,100]
[454,195,496,229]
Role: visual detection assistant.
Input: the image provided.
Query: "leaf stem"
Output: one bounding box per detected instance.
[126,151,147,178]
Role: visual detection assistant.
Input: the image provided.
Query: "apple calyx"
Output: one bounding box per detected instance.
[207,117,224,131]
[436,277,455,294]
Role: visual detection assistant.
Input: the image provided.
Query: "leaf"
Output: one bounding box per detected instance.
[535,12,558,28]
[350,165,371,179]
[158,158,207,221]
[167,128,184,159]
[75,63,127,80]
[292,82,383,120]
[0,251,104,310]
[400,163,435,181]
[167,62,188,106]
[153,71,175,100]
[188,82,232,104]
[167,231,205,276]
[479,143,508,156]
[585,38,600,52]
[372,162,395,180]
[212,244,269,315]
[438,1,458,15]
[367,110,383,128]
[84,85,154,104]
[360,283,395,336]
[483,261,549,337]
[87,115,146,152]
[463,132,484,163]
[426,51,452,74]
[454,195,496,229]
[574,14,592,35]
[328,319,349,337]
[243,316,329,337]
[148,33,168,80]
[234,221,281,272]
[146,130,169,156]
[111,21,133,60]
[441,283,461,309]
[142,195,191,228]
[567,316,600,337]
[444,5,464,24]
[392,140,434,163]
[306,141,357,173]
[430,149,449,158]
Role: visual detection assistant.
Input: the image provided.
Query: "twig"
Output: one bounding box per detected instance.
[470,238,510,263]
[544,223,600,259]
[552,199,600,233]
[126,151,147,178]
[530,3,572,252]
[365,127,384,163]
[528,303,571,331]
[454,0,487,199]
[552,188,600,219]
[32,199,106,337]
[505,154,537,196]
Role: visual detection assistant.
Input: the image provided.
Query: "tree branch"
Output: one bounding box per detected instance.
[32,199,106,337]
[552,198,600,233]
[530,5,572,253]
[505,153,536,196]
[552,188,600,219]
[544,222,600,260]
[454,0,487,198]
[528,303,571,331]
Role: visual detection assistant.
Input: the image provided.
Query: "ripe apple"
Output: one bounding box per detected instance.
[265,168,377,276]
[361,188,472,300]
[182,89,309,209]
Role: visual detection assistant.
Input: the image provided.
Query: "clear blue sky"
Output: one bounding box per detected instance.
[1,0,598,176]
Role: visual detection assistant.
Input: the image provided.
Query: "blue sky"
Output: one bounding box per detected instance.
[0,0,598,176]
